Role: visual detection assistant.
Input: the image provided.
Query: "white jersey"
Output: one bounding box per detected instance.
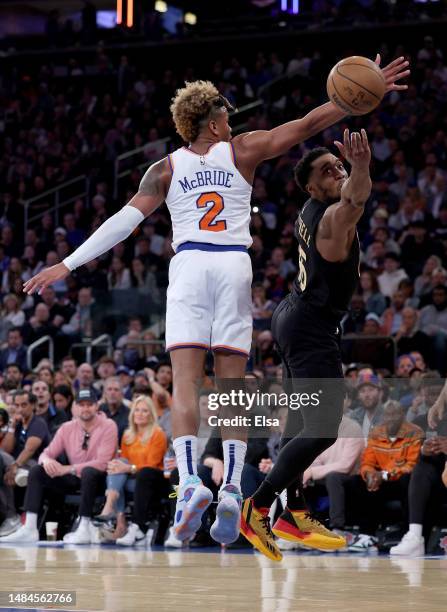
[165,141,253,252]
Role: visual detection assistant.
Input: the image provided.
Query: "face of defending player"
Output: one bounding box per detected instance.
[208,107,232,142]
[306,153,348,203]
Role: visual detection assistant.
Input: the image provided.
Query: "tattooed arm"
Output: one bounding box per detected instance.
[23,159,171,295]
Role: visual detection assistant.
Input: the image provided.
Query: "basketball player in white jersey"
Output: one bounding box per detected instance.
[23,56,409,545]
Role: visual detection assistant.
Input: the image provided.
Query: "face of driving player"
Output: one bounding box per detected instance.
[307,153,348,203]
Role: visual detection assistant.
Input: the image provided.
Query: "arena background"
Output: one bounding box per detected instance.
[0,1,446,611]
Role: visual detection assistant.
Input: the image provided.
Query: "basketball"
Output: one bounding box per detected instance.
[327,56,386,115]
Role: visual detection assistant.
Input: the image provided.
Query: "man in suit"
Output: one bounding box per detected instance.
[0,328,27,372]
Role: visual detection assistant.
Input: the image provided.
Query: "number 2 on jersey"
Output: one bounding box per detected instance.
[197,192,227,232]
[298,245,308,291]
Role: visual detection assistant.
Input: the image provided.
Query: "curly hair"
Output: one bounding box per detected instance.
[170,80,233,143]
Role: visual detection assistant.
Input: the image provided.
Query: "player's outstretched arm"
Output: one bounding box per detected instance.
[23,159,170,295]
[234,55,409,165]
[317,129,372,262]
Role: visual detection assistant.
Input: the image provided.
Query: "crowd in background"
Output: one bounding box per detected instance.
[0,28,446,551]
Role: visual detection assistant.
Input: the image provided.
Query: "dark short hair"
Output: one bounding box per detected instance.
[294,147,331,193]
[13,390,37,404]
[62,356,77,364]
[6,363,23,373]
[8,327,22,336]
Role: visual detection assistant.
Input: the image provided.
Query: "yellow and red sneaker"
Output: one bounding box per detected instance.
[272,508,346,551]
[240,498,282,562]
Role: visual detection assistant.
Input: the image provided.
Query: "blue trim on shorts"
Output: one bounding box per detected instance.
[177,241,248,253]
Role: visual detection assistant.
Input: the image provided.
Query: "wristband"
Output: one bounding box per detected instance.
[381,470,389,481]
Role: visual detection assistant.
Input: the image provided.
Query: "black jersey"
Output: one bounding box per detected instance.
[291,197,360,319]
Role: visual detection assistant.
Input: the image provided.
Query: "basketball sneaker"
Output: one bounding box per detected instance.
[210,484,242,545]
[272,508,346,551]
[172,475,213,541]
[240,498,282,562]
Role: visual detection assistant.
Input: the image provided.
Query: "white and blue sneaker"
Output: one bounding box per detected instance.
[172,475,213,541]
[210,484,242,545]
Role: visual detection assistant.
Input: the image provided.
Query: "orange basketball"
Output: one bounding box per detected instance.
[327,56,386,116]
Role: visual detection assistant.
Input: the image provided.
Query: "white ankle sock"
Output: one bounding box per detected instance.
[409,524,423,538]
[25,512,37,530]
[79,517,91,529]
[222,439,247,491]
[173,435,197,485]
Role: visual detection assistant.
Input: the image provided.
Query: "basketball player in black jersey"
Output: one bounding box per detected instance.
[240,128,371,561]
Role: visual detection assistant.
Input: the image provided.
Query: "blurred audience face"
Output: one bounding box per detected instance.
[62,358,77,380]
[97,360,116,380]
[358,384,381,410]
[156,365,172,388]
[103,378,123,406]
[77,363,94,386]
[383,402,405,437]
[410,352,425,371]
[401,307,417,330]
[5,365,22,386]
[432,286,447,309]
[41,287,56,306]
[363,319,380,335]
[78,287,93,306]
[391,290,405,310]
[38,367,54,386]
[384,256,399,273]
[14,393,34,423]
[396,355,415,377]
[7,329,22,349]
[35,303,50,322]
[133,400,153,428]
[32,380,51,414]
[53,392,70,412]
[77,400,98,423]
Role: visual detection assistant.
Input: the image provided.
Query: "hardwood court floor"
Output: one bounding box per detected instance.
[0,544,445,612]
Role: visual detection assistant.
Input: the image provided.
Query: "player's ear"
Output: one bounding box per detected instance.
[209,119,218,136]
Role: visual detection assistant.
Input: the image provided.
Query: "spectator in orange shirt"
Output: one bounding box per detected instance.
[347,400,423,536]
[96,395,168,545]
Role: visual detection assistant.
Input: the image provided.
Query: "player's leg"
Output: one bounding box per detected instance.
[209,351,248,545]
[166,251,215,540]
[170,348,214,540]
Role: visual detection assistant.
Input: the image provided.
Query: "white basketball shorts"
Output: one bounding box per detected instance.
[166,249,253,356]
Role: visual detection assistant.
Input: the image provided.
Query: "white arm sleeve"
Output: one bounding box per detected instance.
[63,205,145,271]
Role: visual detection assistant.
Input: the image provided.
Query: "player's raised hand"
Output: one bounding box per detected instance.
[23,262,70,295]
[334,128,371,168]
[375,54,410,92]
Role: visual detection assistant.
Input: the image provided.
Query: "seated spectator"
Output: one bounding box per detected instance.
[108,256,131,290]
[73,362,98,398]
[3,363,24,389]
[93,356,117,396]
[0,328,28,372]
[349,373,385,437]
[61,287,95,339]
[99,377,130,443]
[358,270,387,316]
[0,388,118,544]
[342,295,367,334]
[252,283,276,331]
[302,415,364,530]
[390,417,447,556]
[36,365,55,388]
[381,290,406,336]
[362,313,382,335]
[32,380,68,438]
[130,257,161,304]
[116,366,134,401]
[377,253,408,299]
[60,356,78,384]
[0,294,25,342]
[0,390,51,535]
[52,385,74,418]
[407,372,443,423]
[419,285,447,374]
[95,395,168,545]
[414,255,442,298]
[394,307,430,361]
[341,401,423,539]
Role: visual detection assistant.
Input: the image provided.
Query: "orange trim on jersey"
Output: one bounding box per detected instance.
[211,344,249,357]
[167,342,210,352]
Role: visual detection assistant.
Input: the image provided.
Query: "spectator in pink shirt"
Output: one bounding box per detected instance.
[0,388,117,544]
